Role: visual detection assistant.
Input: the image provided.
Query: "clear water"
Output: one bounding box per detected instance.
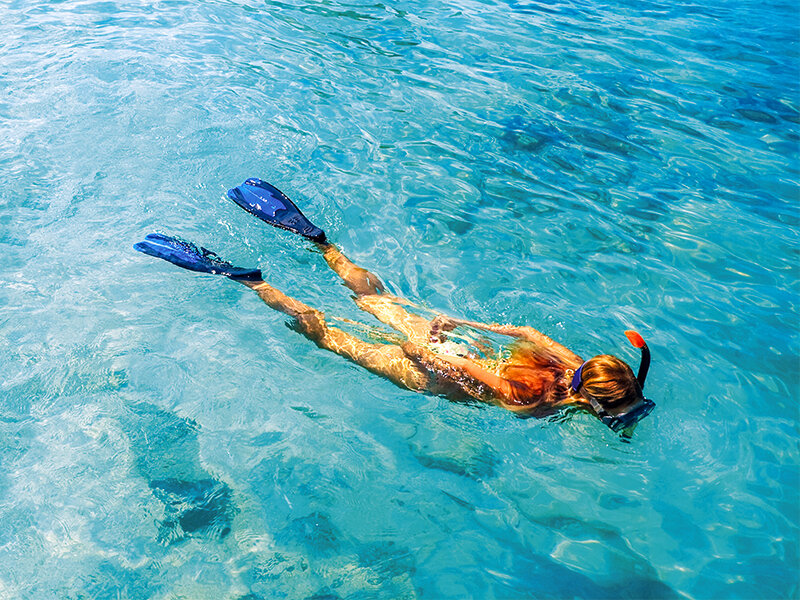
[1,0,798,598]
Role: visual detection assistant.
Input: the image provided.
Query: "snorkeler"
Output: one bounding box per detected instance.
[135,179,655,433]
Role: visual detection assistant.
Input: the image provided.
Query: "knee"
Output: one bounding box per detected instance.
[354,294,388,312]
[294,309,327,339]
[350,268,385,296]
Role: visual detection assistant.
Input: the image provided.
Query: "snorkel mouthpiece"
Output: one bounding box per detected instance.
[624,330,650,389]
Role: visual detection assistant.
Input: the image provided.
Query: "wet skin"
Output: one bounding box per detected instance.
[241,243,589,415]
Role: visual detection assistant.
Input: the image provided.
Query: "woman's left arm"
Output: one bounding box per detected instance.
[440,355,551,413]
[433,354,513,399]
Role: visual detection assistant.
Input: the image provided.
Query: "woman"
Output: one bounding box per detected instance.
[135,179,655,433]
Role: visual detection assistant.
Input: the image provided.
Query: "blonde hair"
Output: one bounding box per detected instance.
[579,354,642,412]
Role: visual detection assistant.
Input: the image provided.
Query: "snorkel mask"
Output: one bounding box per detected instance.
[570,330,655,432]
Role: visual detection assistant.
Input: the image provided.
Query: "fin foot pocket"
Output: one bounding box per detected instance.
[134,233,262,281]
[227,178,327,243]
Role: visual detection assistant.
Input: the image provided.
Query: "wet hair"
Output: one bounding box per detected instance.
[579,354,643,413]
[499,341,570,407]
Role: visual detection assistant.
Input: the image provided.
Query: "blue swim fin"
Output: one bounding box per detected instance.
[227,178,327,243]
[134,233,262,281]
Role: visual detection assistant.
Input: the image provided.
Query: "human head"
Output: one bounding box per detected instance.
[571,351,655,431]
[578,354,642,412]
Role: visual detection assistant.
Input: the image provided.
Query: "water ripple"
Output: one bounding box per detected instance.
[0,0,797,597]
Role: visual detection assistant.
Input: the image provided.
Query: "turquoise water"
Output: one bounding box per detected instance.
[1,0,798,597]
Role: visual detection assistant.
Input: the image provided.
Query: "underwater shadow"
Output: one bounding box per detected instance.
[120,402,235,544]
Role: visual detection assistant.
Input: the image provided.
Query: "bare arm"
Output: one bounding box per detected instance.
[401,341,547,412]
[432,353,512,398]
[432,316,583,367]
[400,341,496,400]
[421,352,550,413]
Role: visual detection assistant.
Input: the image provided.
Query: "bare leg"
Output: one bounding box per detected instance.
[353,294,434,344]
[241,280,429,392]
[318,243,434,342]
[319,243,386,296]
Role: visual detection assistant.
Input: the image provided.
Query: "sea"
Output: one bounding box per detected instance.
[0,0,798,598]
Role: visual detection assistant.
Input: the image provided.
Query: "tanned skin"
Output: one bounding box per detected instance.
[241,242,589,415]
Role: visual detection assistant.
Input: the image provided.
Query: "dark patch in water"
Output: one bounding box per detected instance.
[477,547,679,600]
[414,451,495,479]
[119,402,236,544]
[289,405,328,420]
[123,402,205,482]
[503,115,564,154]
[278,511,341,556]
[608,577,681,599]
[597,492,642,510]
[150,478,234,544]
[410,434,497,480]
[251,431,284,446]
[442,214,475,236]
[517,515,680,598]
[357,540,417,578]
[305,590,342,600]
[735,107,778,124]
[538,515,622,540]
[441,490,476,511]
[652,500,710,554]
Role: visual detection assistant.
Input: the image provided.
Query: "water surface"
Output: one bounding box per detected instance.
[0,0,798,598]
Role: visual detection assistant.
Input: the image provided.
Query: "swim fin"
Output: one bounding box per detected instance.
[227,178,327,243]
[134,233,262,281]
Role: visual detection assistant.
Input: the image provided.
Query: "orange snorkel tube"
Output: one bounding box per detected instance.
[624,330,650,389]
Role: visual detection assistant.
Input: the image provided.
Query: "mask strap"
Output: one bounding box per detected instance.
[586,395,609,418]
[570,362,586,393]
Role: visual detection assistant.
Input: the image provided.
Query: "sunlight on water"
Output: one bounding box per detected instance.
[0,0,797,598]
